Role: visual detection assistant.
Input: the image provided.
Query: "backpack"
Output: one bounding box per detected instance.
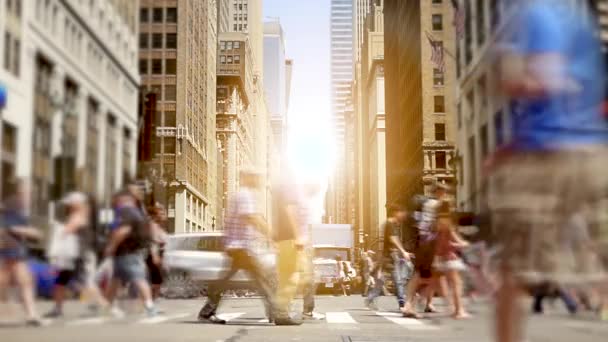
[115,207,153,253]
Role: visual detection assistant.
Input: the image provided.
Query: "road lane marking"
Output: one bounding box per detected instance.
[67,317,109,326]
[326,312,357,324]
[137,313,190,324]
[375,312,439,331]
[216,312,245,322]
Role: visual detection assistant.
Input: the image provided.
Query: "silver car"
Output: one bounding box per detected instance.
[162,233,276,298]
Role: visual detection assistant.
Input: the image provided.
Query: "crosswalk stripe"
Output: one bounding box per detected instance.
[375,312,439,331]
[137,313,190,324]
[326,312,357,324]
[67,317,109,326]
[216,312,245,322]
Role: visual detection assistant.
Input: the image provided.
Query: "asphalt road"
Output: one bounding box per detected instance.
[0,295,606,342]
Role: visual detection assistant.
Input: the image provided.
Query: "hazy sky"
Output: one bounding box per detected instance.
[263,0,331,130]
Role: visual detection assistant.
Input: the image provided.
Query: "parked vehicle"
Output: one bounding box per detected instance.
[162,233,276,299]
[310,224,357,293]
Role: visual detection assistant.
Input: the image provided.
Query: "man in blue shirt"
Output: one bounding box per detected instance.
[491,1,608,341]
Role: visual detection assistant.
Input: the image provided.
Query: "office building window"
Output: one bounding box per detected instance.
[4,32,10,72]
[166,33,177,49]
[152,8,163,22]
[432,14,443,31]
[233,24,237,31]
[433,68,444,86]
[435,151,447,169]
[234,41,240,49]
[220,56,226,64]
[165,59,176,75]
[166,8,177,23]
[165,111,176,127]
[152,33,163,48]
[435,123,446,141]
[227,56,233,64]
[434,95,445,113]
[227,41,233,50]
[139,33,149,49]
[151,59,162,74]
[234,55,240,64]
[139,59,148,74]
[219,41,226,50]
[165,85,176,101]
[140,8,149,23]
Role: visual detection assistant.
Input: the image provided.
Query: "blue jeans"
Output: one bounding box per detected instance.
[367,257,411,307]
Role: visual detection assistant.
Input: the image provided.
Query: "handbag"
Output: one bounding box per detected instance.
[47,222,80,269]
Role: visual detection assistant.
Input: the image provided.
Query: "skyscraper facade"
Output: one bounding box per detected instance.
[327,0,355,224]
[138,0,218,233]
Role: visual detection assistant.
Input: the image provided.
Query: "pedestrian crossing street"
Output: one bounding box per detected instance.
[43,310,441,330]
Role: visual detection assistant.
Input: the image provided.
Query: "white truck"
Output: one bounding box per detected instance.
[310,224,357,294]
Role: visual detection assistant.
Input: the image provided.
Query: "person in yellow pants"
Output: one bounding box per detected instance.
[273,180,304,325]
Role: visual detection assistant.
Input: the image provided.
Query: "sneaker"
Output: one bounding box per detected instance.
[110,306,126,319]
[197,314,227,324]
[364,299,378,311]
[302,312,325,320]
[274,317,303,326]
[43,308,63,318]
[25,318,48,327]
[145,306,159,317]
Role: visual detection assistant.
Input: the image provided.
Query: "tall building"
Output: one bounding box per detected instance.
[138,0,218,233]
[0,0,139,242]
[455,0,608,213]
[327,0,355,224]
[352,0,386,249]
[263,19,289,157]
[229,0,264,77]
[383,0,457,208]
[216,32,257,226]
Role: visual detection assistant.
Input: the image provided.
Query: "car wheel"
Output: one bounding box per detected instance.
[161,270,201,299]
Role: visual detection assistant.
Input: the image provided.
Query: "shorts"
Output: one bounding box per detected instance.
[489,147,608,285]
[414,240,436,279]
[114,253,147,284]
[56,269,77,286]
[146,259,164,285]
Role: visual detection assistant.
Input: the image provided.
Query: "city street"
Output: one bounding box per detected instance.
[1,295,606,342]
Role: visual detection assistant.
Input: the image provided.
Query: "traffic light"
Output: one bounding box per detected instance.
[138,92,157,161]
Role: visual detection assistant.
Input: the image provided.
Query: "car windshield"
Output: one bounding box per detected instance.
[314,248,349,261]
[167,236,223,252]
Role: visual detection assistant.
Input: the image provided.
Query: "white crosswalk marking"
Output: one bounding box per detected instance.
[216,312,245,322]
[67,317,109,326]
[137,313,190,324]
[326,312,357,324]
[375,312,439,331]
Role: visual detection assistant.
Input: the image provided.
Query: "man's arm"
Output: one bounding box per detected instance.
[8,226,43,241]
[389,235,411,260]
[104,225,131,257]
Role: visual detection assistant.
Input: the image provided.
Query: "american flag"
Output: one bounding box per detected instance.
[451,0,465,40]
[427,34,445,72]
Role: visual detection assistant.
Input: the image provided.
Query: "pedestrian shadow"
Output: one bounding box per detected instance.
[177,318,273,327]
[0,321,26,328]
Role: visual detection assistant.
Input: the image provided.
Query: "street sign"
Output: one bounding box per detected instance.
[0,83,7,109]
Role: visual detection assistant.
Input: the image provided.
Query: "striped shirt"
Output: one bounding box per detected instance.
[223,188,258,251]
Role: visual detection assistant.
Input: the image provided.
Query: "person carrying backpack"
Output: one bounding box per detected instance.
[104,189,157,317]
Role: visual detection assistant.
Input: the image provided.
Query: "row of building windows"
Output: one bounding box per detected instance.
[139,58,177,75]
[146,83,177,102]
[219,41,242,51]
[233,23,248,31]
[219,55,241,64]
[5,0,22,18]
[140,7,178,24]
[140,32,177,49]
